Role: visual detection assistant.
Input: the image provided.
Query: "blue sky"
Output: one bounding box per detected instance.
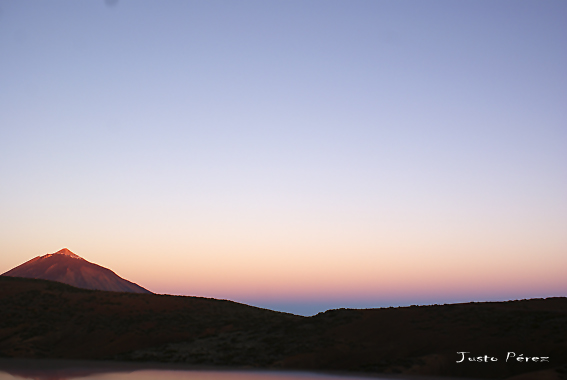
[1,0,566,315]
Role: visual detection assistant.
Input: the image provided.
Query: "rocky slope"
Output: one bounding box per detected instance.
[1,276,566,379]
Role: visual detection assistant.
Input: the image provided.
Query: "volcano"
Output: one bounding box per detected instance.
[1,248,151,294]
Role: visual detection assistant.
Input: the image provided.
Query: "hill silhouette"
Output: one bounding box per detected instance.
[0,276,566,379]
[1,249,150,294]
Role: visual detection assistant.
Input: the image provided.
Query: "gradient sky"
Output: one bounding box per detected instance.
[1,0,566,316]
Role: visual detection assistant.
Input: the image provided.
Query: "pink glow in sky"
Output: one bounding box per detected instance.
[1,1,566,315]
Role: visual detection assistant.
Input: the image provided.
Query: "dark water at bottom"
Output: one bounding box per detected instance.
[0,360,392,380]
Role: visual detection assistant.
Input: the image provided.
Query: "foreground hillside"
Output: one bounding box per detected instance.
[1,276,566,379]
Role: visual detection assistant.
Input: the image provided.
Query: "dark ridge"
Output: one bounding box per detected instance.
[1,276,565,379]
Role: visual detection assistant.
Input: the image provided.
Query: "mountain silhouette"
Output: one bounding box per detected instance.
[0,275,565,379]
[1,248,151,294]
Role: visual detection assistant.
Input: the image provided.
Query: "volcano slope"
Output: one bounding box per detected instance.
[1,276,566,379]
[2,248,151,294]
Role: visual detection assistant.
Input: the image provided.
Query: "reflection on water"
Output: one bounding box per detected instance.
[0,369,387,380]
[0,360,389,380]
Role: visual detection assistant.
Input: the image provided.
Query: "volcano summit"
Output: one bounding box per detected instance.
[1,248,151,294]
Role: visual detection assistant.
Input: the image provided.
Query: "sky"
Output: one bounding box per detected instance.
[0,0,566,316]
